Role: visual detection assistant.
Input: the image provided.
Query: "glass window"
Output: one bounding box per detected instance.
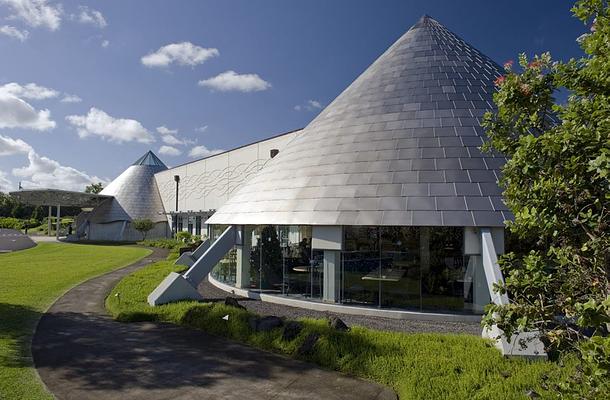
[379,226,420,309]
[342,226,381,307]
[341,226,488,314]
[209,224,236,285]
[421,227,466,312]
[282,226,313,298]
[195,216,202,236]
[249,225,283,291]
[187,216,194,235]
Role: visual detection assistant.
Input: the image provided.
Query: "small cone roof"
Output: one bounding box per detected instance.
[91,151,167,223]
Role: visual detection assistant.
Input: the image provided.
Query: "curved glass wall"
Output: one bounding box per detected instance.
[210,224,490,314]
[210,224,237,286]
[341,226,488,313]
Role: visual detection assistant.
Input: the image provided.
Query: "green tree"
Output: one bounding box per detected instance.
[85,182,104,194]
[176,231,193,243]
[132,219,154,240]
[481,0,609,395]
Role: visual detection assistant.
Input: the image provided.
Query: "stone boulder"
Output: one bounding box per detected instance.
[249,315,284,332]
[224,296,246,310]
[282,321,303,341]
[328,316,350,332]
[297,333,320,355]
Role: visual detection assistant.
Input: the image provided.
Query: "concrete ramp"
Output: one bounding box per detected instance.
[148,226,236,306]
[174,239,211,268]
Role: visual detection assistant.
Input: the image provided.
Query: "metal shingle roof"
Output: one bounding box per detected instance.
[90,152,168,223]
[207,16,510,227]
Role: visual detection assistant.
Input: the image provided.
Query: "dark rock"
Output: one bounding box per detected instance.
[224,296,246,310]
[297,333,320,355]
[282,321,303,341]
[525,389,540,398]
[255,316,284,332]
[328,316,350,332]
[248,316,259,331]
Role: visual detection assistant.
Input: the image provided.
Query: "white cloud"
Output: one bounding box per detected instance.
[156,125,194,146]
[75,6,106,28]
[0,92,56,131]
[195,125,208,133]
[188,145,224,159]
[295,99,323,112]
[0,133,103,191]
[0,170,12,191]
[60,93,81,103]
[141,42,219,68]
[158,145,181,156]
[161,135,184,146]
[0,133,32,155]
[198,70,271,92]
[0,0,62,31]
[0,82,59,99]
[307,100,322,109]
[13,149,105,191]
[0,25,29,41]
[156,125,178,135]
[101,39,109,48]
[65,107,154,144]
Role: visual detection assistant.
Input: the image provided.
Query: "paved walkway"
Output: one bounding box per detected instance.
[32,248,396,400]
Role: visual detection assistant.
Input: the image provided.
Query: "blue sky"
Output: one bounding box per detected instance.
[0,0,587,192]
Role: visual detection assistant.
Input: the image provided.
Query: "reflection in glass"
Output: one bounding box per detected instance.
[379,226,420,309]
[341,226,488,314]
[281,226,313,297]
[210,224,235,285]
[342,226,380,307]
[250,225,283,291]
[209,224,491,315]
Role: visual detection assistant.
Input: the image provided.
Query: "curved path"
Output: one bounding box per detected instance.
[32,248,396,400]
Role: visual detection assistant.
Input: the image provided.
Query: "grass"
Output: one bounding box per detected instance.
[107,260,579,400]
[0,242,151,400]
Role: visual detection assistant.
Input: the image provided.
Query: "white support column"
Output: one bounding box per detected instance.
[312,226,343,304]
[56,204,61,239]
[480,228,509,306]
[322,250,341,303]
[48,205,52,236]
[479,227,546,358]
[236,226,252,289]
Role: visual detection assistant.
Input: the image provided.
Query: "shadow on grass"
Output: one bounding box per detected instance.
[0,302,43,368]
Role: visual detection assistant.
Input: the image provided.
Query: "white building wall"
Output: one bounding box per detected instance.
[154,131,300,219]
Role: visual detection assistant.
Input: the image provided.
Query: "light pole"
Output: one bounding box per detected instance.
[173,175,180,237]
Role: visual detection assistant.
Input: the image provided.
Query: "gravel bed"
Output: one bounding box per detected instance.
[198,279,481,336]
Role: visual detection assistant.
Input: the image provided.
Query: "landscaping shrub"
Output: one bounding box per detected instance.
[176,231,193,243]
[482,1,610,395]
[0,217,24,229]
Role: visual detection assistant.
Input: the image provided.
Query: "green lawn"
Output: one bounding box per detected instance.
[107,260,579,400]
[0,242,151,400]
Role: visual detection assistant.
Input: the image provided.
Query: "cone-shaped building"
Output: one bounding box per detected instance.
[85,151,169,241]
[200,16,509,317]
[208,16,509,227]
